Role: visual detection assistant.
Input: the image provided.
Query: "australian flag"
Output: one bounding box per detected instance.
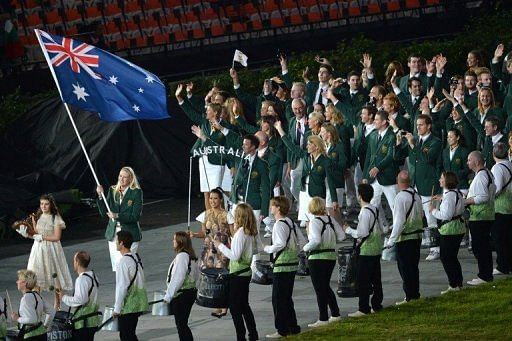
[35,29,169,121]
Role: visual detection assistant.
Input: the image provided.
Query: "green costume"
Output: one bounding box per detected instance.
[363,127,399,186]
[287,116,310,169]
[406,134,442,196]
[326,142,348,189]
[442,146,470,189]
[234,85,279,122]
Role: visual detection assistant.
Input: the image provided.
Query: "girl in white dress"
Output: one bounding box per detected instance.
[25,195,73,298]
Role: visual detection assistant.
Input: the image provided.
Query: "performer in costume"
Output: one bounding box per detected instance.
[214,203,259,341]
[57,251,100,341]
[303,197,345,328]
[164,231,199,341]
[10,270,55,341]
[263,196,305,338]
[16,194,73,304]
[113,231,149,341]
[190,188,233,317]
[97,166,143,272]
[346,184,387,317]
[430,172,466,294]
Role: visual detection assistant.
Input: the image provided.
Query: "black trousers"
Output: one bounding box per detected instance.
[308,259,340,321]
[272,271,300,336]
[118,312,141,341]
[357,255,383,314]
[72,327,96,341]
[492,213,512,274]
[439,234,464,288]
[469,220,494,282]
[228,276,258,341]
[396,238,421,301]
[170,288,196,341]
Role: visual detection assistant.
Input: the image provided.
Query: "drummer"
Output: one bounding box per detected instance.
[10,269,55,341]
[344,184,387,317]
[113,231,149,341]
[164,231,199,341]
[263,196,305,338]
[57,251,100,341]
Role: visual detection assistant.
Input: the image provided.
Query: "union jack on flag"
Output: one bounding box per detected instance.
[35,29,168,121]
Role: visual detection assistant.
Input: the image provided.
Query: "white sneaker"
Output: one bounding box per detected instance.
[265,332,283,339]
[307,320,329,328]
[300,221,307,228]
[347,311,367,318]
[467,278,487,286]
[493,268,507,276]
[328,316,342,322]
[440,286,460,295]
[425,250,440,261]
[395,298,408,306]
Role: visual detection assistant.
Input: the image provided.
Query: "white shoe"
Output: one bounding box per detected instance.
[347,311,367,318]
[493,268,507,276]
[265,332,283,339]
[300,221,307,228]
[467,278,487,286]
[328,316,342,323]
[307,320,329,328]
[425,250,440,261]
[395,298,408,306]
[440,286,461,295]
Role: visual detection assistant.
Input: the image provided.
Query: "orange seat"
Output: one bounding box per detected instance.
[66,25,78,36]
[243,3,258,15]
[25,0,39,9]
[201,8,217,21]
[105,21,118,34]
[66,9,82,22]
[348,1,361,16]
[232,22,246,33]
[405,0,421,9]
[367,0,381,14]
[308,11,321,22]
[125,1,141,13]
[329,8,341,19]
[153,32,168,44]
[105,3,122,16]
[111,38,126,50]
[125,20,138,31]
[210,24,224,36]
[290,13,303,24]
[146,0,161,10]
[165,14,179,25]
[249,19,263,30]
[263,1,278,12]
[26,13,41,27]
[270,17,284,27]
[135,36,146,47]
[173,30,186,41]
[45,10,61,24]
[86,6,102,20]
[184,11,197,23]
[386,0,401,11]
[192,28,204,39]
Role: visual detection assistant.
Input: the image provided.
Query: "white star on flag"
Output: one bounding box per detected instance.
[109,75,118,85]
[138,88,144,93]
[72,83,89,101]
[145,75,155,83]
[132,104,140,112]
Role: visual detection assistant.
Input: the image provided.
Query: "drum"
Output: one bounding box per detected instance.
[421,228,439,249]
[251,260,273,285]
[151,291,173,316]
[337,246,358,298]
[47,316,73,341]
[382,237,397,261]
[196,268,229,308]
[100,306,119,332]
[6,328,19,341]
[296,251,309,276]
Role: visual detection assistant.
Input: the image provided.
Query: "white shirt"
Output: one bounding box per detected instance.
[295,118,307,148]
[346,204,387,239]
[314,84,329,105]
[449,146,458,161]
[218,227,256,261]
[196,210,234,225]
[303,215,345,252]
[467,168,494,205]
[164,252,199,302]
[258,146,268,158]
[62,271,99,309]
[492,132,504,145]
[491,160,512,195]
[378,126,389,139]
[431,190,465,221]
[264,217,306,254]
[388,188,423,245]
[114,253,146,314]
[18,291,54,327]
[364,123,376,137]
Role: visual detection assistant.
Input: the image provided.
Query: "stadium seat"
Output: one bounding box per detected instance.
[152,32,168,44]
[105,3,122,16]
[126,1,142,13]
[348,1,361,17]
[248,19,263,31]
[171,30,186,41]
[289,13,303,24]
[210,24,224,36]
[26,13,42,27]
[270,16,284,27]
[146,0,161,10]
[45,9,61,25]
[191,28,205,39]
[232,22,246,33]
[264,0,279,12]
[386,0,401,12]
[65,8,82,23]
[66,25,78,36]
[406,0,421,9]
[367,0,381,14]
[308,11,322,22]
[86,6,102,21]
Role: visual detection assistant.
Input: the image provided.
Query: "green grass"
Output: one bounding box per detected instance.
[289,278,512,340]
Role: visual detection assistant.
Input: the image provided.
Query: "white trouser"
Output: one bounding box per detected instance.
[354,163,363,197]
[420,193,440,252]
[370,179,397,226]
[345,166,357,207]
[325,186,344,209]
[108,229,139,271]
[290,159,303,202]
[280,164,293,201]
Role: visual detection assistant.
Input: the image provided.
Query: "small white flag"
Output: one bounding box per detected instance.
[233,49,248,67]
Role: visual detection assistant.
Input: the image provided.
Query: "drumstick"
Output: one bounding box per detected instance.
[6,290,13,315]
[148,299,164,305]
[96,316,114,331]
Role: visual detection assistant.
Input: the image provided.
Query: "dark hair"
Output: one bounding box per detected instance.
[407,53,422,62]
[464,70,477,78]
[210,188,225,209]
[319,63,333,74]
[117,230,133,249]
[417,114,432,126]
[375,110,389,121]
[408,76,422,88]
[358,183,374,203]
[243,134,260,149]
[174,231,197,260]
[37,194,60,220]
[347,70,360,79]
[216,90,230,103]
[447,128,466,148]
[493,142,508,160]
[372,85,386,97]
[270,196,290,215]
[75,251,91,268]
[484,115,500,129]
[362,105,377,118]
[442,171,458,190]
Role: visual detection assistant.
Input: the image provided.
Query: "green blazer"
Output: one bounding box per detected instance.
[234,86,278,122]
[281,135,338,200]
[482,134,508,169]
[458,105,506,150]
[334,122,353,164]
[336,88,369,127]
[399,73,431,96]
[363,127,399,186]
[287,117,310,169]
[446,116,478,152]
[180,100,227,165]
[326,143,348,189]
[391,112,412,133]
[259,148,283,190]
[98,187,143,242]
[407,134,442,196]
[268,135,287,166]
[352,124,376,168]
[396,91,421,133]
[442,146,470,189]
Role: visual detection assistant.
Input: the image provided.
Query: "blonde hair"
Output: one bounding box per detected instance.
[234,203,258,236]
[383,93,400,112]
[17,269,37,290]
[225,97,244,124]
[326,103,345,125]
[307,135,326,155]
[114,166,140,193]
[477,87,495,113]
[321,123,340,145]
[308,197,327,215]
[309,112,325,127]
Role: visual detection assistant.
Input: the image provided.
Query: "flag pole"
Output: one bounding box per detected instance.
[34,29,113,216]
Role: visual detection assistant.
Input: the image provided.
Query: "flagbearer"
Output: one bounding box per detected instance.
[97,167,143,272]
[112,231,149,341]
[57,251,100,341]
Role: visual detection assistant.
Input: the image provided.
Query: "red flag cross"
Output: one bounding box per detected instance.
[44,37,101,80]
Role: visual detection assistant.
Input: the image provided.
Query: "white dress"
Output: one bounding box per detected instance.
[27,213,73,291]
